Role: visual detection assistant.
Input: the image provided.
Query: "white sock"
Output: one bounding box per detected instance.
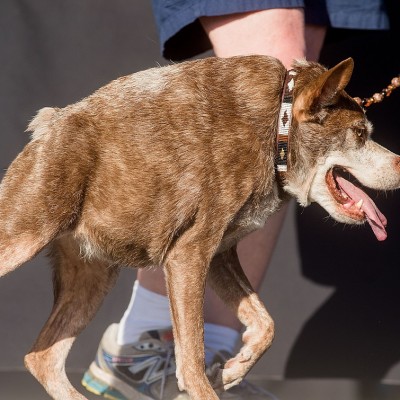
[117,280,172,345]
[117,281,240,361]
[204,323,240,366]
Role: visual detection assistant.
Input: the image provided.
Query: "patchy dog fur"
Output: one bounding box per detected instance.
[1,55,400,399]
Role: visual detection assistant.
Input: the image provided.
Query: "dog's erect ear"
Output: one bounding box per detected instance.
[294,58,354,121]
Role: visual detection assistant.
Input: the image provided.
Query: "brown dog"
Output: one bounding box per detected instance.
[1,55,400,399]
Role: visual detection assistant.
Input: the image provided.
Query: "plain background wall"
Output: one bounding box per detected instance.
[1,0,400,386]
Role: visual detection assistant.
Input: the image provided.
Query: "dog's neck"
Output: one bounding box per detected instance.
[276,69,296,181]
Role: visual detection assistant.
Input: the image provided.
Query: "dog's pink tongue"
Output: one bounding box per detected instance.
[336,176,388,241]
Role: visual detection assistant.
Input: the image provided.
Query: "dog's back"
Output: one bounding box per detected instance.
[19,56,286,268]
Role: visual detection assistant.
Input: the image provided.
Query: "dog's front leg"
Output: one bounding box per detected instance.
[207,247,274,391]
[164,237,220,400]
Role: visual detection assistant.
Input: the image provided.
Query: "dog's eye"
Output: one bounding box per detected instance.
[353,127,365,137]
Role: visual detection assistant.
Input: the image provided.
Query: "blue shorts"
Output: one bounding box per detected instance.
[151,0,389,60]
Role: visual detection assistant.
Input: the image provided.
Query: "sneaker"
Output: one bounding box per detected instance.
[208,350,279,400]
[82,324,277,400]
[82,324,189,400]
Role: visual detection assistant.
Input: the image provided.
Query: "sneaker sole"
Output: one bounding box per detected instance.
[82,362,153,400]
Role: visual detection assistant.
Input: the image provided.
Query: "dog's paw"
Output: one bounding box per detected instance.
[225,349,252,367]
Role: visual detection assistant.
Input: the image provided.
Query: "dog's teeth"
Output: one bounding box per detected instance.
[343,201,354,209]
[356,199,364,209]
[342,191,349,199]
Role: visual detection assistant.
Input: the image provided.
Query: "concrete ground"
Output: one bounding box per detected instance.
[2,371,400,400]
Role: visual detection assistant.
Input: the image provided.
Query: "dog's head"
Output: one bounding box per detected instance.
[285,58,400,240]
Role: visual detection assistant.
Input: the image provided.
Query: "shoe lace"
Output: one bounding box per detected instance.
[205,348,280,400]
[159,342,175,400]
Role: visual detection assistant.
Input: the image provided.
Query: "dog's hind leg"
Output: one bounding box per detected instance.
[0,132,89,278]
[24,234,119,400]
[0,167,59,277]
[207,247,274,392]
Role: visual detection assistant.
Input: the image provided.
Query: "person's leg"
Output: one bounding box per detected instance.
[119,7,326,346]
[201,8,306,334]
[200,11,327,335]
[305,24,327,61]
[200,8,306,67]
[120,9,306,351]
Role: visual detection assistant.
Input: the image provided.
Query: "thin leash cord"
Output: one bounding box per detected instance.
[354,73,400,108]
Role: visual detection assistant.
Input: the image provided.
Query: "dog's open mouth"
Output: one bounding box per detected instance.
[326,167,387,241]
